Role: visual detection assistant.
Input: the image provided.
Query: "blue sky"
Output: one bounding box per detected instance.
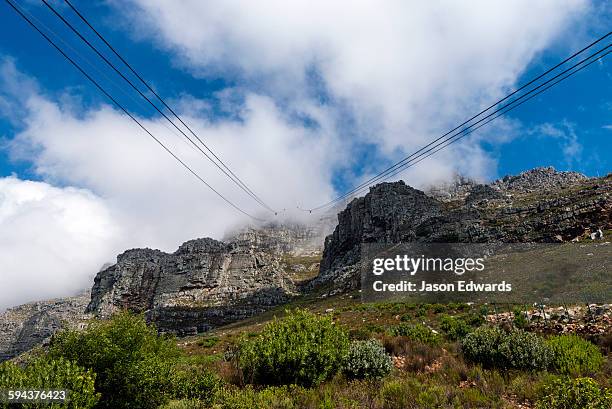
[0,1,231,179]
[1,1,610,186]
[0,1,610,308]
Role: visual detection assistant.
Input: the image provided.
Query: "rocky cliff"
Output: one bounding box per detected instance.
[0,291,90,362]
[315,168,611,290]
[1,167,609,359]
[224,219,333,256]
[87,237,297,335]
[86,220,332,334]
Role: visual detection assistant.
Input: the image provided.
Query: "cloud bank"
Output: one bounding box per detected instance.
[125,0,588,156]
[0,176,119,309]
[0,1,595,307]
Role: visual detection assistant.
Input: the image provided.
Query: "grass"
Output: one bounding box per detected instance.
[281,254,322,284]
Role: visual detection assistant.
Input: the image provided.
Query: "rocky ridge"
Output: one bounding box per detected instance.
[224,219,333,257]
[491,166,587,193]
[315,168,611,290]
[1,167,609,360]
[86,221,329,335]
[0,291,90,362]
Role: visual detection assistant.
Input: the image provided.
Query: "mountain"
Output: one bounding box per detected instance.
[0,290,90,362]
[87,237,296,335]
[314,167,610,291]
[1,167,609,361]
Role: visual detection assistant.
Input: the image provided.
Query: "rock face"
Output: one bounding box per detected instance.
[492,166,587,192]
[225,220,332,257]
[1,167,608,357]
[316,169,611,290]
[87,237,296,334]
[426,174,480,202]
[319,182,441,274]
[0,291,90,362]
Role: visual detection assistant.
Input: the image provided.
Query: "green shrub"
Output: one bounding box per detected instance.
[513,308,529,329]
[500,329,552,370]
[461,327,503,368]
[197,337,219,348]
[49,312,181,409]
[461,326,551,370]
[547,335,605,376]
[0,357,99,409]
[466,313,485,327]
[388,323,440,345]
[415,306,427,317]
[439,315,471,341]
[343,339,392,379]
[170,367,222,404]
[431,304,446,313]
[536,377,612,409]
[216,385,304,409]
[237,309,349,387]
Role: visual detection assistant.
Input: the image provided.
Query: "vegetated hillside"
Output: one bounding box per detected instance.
[0,167,610,364]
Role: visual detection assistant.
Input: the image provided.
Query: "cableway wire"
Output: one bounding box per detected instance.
[304,34,611,212]
[15,4,202,157]
[356,48,612,194]
[42,0,276,214]
[5,0,266,221]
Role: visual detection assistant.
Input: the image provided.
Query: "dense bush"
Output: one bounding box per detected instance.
[48,312,182,409]
[547,335,605,376]
[513,308,529,329]
[215,385,303,409]
[343,339,392,379]
[388,323,441,345]
[500,329,552,370]
[461,326,551,370]
[461,327,503,368]
[439,315,471,341]
[536,377,612,409]
[170,367,222,404]
[0,357,99,409]
[236,309,349,387]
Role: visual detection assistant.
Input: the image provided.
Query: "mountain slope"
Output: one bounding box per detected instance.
[1,167,609,361]
[315,168,611,290]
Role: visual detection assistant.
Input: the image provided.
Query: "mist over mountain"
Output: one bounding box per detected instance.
[1,166,609,361]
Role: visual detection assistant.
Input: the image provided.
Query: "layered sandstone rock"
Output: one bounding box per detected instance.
[87,237,296,334]
[0,291,90,362]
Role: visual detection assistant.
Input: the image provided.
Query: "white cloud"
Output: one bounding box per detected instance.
[0,176,121,310]
[5,66,339,249]
[0,1,596,307]
[122,0,589,157]
[1,64,342,308]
